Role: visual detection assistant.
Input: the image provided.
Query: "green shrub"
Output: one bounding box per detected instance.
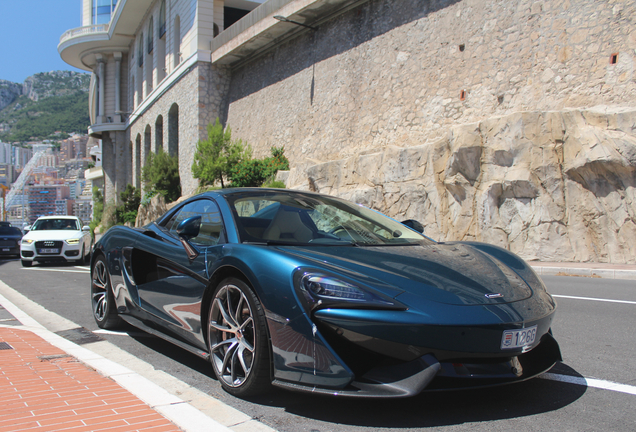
[142,149,181,203]
[115,184,140,225]
[229,147,289,187]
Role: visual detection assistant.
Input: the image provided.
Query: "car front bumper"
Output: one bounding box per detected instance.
[20,240,83,262]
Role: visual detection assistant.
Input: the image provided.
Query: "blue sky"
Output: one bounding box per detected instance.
[0,1,87,83]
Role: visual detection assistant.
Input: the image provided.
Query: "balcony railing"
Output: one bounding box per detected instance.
[59,24,109,45]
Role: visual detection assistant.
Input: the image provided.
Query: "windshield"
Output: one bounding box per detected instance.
[227,191,433,246]
[0,226,21,236]
[31,219,79,231]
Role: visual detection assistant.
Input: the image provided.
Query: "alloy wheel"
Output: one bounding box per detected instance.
[208,283,256,388]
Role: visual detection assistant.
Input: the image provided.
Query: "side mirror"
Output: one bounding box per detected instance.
[82,225,90,231]
[176,216,201,240]
[24,225,31,232]
[176,216,201,260]
[401,219,424,233]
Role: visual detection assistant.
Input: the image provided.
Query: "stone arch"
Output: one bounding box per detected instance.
[168,103,179,157]
[155,115,164,153]
[173,15,181,69]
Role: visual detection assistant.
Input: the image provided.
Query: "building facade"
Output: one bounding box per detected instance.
[59,0,636,263]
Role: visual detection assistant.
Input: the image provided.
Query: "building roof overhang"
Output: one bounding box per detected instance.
[58,0,154,71]
[211,0,369,67]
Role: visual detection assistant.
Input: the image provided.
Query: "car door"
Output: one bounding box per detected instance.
[133,198,226,348]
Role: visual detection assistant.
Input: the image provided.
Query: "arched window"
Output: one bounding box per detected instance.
[168,103,179,158]
[159,0,166,38]
[173,15,181,69]
[146,19,154,94]
[155,115,164,153]
[144,125,152,182]
[138,32,144,67]
[147,17,154,54]
[135,134,142,188]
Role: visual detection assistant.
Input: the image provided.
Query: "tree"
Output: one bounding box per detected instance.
[142,149,181,203]
[192,118,250,188]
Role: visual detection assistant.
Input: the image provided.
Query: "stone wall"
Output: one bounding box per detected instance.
[284,107,636,263]
[227,0,636,163]
[127,61,230,197]
[219,0,636,262]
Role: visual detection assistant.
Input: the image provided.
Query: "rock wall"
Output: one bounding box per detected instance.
[286,107,636,264]
[0,80,22,112]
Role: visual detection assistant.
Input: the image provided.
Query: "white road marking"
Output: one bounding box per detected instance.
[552,294,636,305]
[21,267,90,274]
[541,373,636,396]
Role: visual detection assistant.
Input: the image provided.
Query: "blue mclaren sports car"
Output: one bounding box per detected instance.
[91,188,561,398]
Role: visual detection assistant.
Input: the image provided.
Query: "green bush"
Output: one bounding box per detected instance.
[192,118,250,188]
[142,149,181,203]
[89,186,104,234]
[229,147,289,187]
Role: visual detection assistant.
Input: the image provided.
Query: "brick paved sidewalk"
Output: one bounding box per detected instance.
[0,327,181,432]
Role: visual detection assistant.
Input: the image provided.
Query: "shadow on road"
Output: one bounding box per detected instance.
[119,326,586,428]
[244,363,586,428]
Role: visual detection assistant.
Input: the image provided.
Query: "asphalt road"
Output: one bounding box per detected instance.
[1,257,635,431]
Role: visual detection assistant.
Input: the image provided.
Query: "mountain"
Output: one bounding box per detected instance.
[0,71,91,142]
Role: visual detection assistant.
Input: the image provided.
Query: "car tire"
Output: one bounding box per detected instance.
[21,259,32,267]
[207,277,271,397]
[91,255,122,329]
[77,246,86,265]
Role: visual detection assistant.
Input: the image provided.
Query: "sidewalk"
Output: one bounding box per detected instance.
[0,294,240,432]
[0,326,182,432]
[530,261,636,280]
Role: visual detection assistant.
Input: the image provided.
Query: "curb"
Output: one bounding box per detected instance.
[0,290,236,432]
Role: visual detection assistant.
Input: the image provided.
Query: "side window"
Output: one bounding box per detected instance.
[168,199,225,246]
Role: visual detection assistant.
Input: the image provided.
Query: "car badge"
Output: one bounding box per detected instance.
[485,293,504,299]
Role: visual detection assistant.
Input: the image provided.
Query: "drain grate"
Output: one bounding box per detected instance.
[0,342,13,350]
[55,327,105,345]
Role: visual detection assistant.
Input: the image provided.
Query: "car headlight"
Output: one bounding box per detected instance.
[21,239,33,245]
[295,271,406,311]
[65,238,80,245]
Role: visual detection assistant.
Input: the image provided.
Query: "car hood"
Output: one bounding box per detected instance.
[278,243,533,306]
[24,230,83,241]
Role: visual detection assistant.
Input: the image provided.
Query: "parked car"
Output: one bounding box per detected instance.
[0,225,23,258]
[91,188,561,398]
[20,216,92,267]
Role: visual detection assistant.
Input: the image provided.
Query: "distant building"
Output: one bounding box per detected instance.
[27,184,70,223]
[0,163,15,187]
[55,198,74,216]
[73,198,92,225]
[60,135,89,162]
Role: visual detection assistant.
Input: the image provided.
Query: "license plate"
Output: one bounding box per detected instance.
[39,248,59,254]
[2,248,9,252]
[501,326,537,349]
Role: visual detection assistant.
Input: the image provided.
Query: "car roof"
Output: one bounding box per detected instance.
[35,216,80,220]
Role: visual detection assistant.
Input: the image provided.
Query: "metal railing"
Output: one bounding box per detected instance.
[59,24,109,45]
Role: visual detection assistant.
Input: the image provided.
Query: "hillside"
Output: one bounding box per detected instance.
[0,71,91,142]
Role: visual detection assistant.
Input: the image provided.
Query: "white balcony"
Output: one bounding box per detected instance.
[59,24,109,46]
